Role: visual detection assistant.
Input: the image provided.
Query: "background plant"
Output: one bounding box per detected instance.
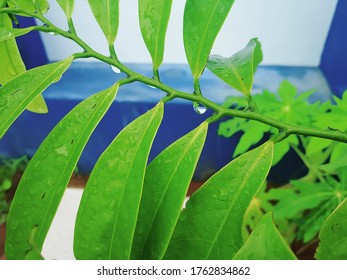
[0,0,346,260]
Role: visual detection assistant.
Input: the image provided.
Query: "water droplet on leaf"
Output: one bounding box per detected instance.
[110,65,121,74]
[193,102,207,114]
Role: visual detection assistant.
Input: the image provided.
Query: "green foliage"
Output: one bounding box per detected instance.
[138,0,173,72]
[315,198,347,260]
[207,38,262,96]
[0,0,346,261]
[233,213,297,260]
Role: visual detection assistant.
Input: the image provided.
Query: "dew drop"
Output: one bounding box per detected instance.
[193,102,207,114]
[110,65,121,74]
[147,85,156,89]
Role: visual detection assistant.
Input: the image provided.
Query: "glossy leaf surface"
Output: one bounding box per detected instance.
[184,0,235,80]
[0,14,47,114]
[8,0,49,14]
[0,27,35,43]
[207,38,262,95]
[139,0,173,70]
[56,0,74,19]
[233,213,297,260]
[0,57,72,139]
[131,122,208,260]
[315,198,347,260]
[74,102,163,260]
[87,0,119,45]
[164,141,274,260]
[5,84,119,259]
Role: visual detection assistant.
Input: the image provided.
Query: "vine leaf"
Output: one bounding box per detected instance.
[5,84,119,259]
[207,38,262,96]
[315,198,347,260]
[56,0,75,19]
[0,57,73,139]
[131,122,208,260]
[164,141,274,260]
[138,0,173,72]
[233,212,297,260]
[0,14,47,115]
[7,0,50,15]
[74,102,164,260]
[87,0,119,45]
[0,27,35,43]
[183,0,235,80]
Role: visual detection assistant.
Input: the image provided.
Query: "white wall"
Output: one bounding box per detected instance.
[39,0,337,66]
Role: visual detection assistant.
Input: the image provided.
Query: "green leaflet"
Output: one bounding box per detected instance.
[233,213,297,260]
[5,84,119,259]
[138,0,173,71]
[164,141,274,260]
[56,0,75,19]
[74,102,164,260]
[0,27,35,43]
[87,0,119,45]
[131,122,208,260]
[8,0,50,15]
[0,57,73,139]
[0,14,47,114]
[183,0,235,80]
[315,198,347,260]
[207,38,262,96]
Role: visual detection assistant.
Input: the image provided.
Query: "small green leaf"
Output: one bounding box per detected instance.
[56,0,75,19]
[5,84,119,259]
[164,141,274,260]
[131,122,208,260]
[87,0,119,45]
[0,14,48,114]
[139,0,173,71]
[0,57,73,139]
[74,102,164,260]
[207,38,262,96]
[0,27,35,43]
[8,0,50,15]
[184,0,235,80]
[315,198,347,260]
[233,213,297,260]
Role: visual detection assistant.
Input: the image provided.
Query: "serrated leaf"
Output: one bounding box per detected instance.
[139,0,172,71]
[164,141,274,260]
[233,213,297,260]
[5,84,119,259]
[184,0,235,80]
[74,102,164,260]
[207,38,262,95]
[8,0,50,15]
[315,198,347,260]
[88,0,119,45]
[0,57,72,139]
[56,0,74,19]
[0,14,47,114]
[131,122,208,260]
[0,26,35,43]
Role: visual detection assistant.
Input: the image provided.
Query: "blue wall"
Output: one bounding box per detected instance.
[320,0,347,97]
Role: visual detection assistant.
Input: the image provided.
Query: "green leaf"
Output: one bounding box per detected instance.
[8,0,50,15]
[131,122,208,260]
[164,141,274,260]
[315,198,347,260]
[0,27,35,43]
[0,14,48,114]
[139,0,173,71]
[0,57,73,139]
[87,0,119,45]
[5,84,119,259]
[56,0,75,19]
[207,38,262,95]
[233,213,297,260]
[184,0,235,80]
[74,102,164,260]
